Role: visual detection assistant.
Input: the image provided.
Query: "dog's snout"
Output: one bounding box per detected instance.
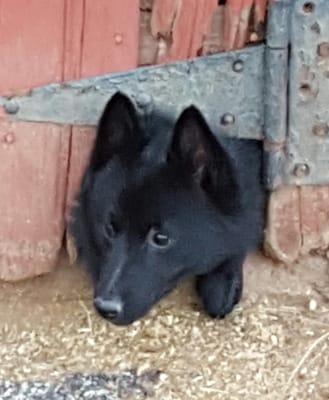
[94,296,123,320]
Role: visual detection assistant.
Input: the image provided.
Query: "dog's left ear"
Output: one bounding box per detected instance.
[90,92,143,170]
[169,106,239,212]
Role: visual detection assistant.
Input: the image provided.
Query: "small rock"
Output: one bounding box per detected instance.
[271,335,278,346]
[309,299,317,311]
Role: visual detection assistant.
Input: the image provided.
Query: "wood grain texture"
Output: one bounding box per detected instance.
[300,186,329,255]
[223,0,268,51]
[80,0,140,77]
[0,0,65,95]
[264,187,302,264]
[0,121,70,280]
[65,127,96,264]
[63,0,85,81]
[0,0,142,279]
[151,0,220,62]
[66,127,96,221]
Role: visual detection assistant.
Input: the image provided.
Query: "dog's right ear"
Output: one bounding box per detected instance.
[90,92,142,170]
[168,106,240,214]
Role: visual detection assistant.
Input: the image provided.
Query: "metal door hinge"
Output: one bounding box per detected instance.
[0,46,265,141]
[265,0,329,188]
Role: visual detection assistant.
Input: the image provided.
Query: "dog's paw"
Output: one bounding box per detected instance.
[196,255,244,319]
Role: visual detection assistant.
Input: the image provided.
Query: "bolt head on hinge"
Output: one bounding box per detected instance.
[293,163,310,178]
[221,113,235,126]
[4,101,19,114]
[136,93,152,108]
[232,60,244,73]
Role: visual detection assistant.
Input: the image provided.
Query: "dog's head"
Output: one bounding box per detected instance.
[72,93,241,325]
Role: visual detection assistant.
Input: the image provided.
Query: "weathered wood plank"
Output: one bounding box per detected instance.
[80,0,140,77]
[0,0,65,95]
[0,120,70,280]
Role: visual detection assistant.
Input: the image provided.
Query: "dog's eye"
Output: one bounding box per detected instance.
[148,228,171,248]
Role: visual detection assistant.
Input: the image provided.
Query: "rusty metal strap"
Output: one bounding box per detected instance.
[0,46,265,141]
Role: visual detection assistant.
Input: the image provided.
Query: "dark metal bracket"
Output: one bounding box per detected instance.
[0,46,264,141]
[265,0,329,188]
[284,0,329,186]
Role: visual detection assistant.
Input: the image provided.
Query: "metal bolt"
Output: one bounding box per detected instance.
[303,2,315,13]
[233,60,244,73]
[221,113,235,126]
[293,163,310,178]
[136,92,152,108]
[137,71,148,82]
[3,132,15,144]
[4,101,19,114]
[312,123,329,136]
[318,42,329,58]
[114,33,123,45]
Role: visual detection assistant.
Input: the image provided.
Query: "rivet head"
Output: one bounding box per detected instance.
[4,101,19,114]
[136,92,152,108]
[221,113,235,126]
[137,71,148,82]
[312,123,329,136]
[318,42,329,58]
[3,132,15,144]
[114,33,123,45]
[233,60,244,73]
[303,2,315,13]
[293,163,310,178]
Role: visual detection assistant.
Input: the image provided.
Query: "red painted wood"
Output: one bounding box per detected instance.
[151,0,179,40]
[201,5,225,55]
[0,0,65,95]
[63,0,84,81]
[65,127,96,264]
[151,0,197,62]
[80,0,140,77]
[189,0,218,56]
[265,187,301,263]
[236,0,254,49]
[0,121,70,280]
[151,0,219,62]
[254,0,267,26]
[66,127,96,222]
[223,0,268,50]
[223,0,243,51]
[300,187,329,255]
[0,0,142,279]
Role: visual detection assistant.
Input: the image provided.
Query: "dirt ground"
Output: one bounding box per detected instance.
[0,253,328,400]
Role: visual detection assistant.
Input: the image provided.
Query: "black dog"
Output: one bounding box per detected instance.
[70,92,265,325]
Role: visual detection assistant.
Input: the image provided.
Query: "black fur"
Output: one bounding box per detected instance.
[70,92,266,325]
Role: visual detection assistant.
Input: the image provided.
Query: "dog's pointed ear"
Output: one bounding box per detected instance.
[90,92,142,170]
[168,106,239,213]
[169,107,214,182]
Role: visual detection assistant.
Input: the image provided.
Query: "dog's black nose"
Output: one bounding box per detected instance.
[94,297,123,319]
